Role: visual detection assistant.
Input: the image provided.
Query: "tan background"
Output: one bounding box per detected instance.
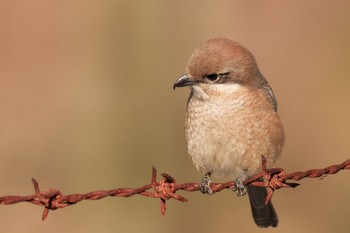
[1,1,350,232]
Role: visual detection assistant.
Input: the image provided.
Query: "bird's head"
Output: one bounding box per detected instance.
[173,38,263,98]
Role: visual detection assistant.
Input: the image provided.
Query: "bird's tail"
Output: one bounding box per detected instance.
[246,178,278,227]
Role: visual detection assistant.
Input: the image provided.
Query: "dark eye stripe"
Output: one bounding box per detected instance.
[203,72,231,83]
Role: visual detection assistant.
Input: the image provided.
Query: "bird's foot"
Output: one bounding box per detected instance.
[232,175,247,196]
[200,172,213,195]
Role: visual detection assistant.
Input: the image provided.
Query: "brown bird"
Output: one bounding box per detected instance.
[173,38,285,227]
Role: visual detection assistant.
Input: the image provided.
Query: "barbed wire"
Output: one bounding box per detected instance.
[0,156,349,220]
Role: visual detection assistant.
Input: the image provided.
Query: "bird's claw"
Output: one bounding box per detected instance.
[232,175,247,196]
[200,172,213,195]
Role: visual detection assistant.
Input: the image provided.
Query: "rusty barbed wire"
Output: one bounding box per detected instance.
[0,157,349,220]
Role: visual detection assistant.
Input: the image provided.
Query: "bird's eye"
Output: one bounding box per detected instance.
[206,74,218,82]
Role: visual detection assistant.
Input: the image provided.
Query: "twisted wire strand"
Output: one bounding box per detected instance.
[0,157,349,220]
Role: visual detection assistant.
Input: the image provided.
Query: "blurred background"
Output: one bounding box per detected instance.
[1,0,350,232]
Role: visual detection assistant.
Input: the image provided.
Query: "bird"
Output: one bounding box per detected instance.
[173,38,285,227]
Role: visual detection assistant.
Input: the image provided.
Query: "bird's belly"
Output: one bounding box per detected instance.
[186,120,246,178]
[185,98,284,179]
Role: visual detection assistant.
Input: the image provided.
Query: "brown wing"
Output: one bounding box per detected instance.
[260,74,278,112]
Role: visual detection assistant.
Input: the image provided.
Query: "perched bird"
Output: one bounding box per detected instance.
[173,38,285,227]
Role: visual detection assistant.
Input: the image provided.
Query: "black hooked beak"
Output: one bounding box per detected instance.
[173,75,197,90]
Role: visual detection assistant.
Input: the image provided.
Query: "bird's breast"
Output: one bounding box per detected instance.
[184,88,284,179]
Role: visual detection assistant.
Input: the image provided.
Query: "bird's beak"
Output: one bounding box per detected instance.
[173,75,197,90]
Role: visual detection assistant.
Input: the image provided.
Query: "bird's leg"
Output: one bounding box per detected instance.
[200,171,213,195]
[232,174,247,196]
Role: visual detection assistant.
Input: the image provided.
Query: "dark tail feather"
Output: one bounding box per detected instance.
[246,179,278,227]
